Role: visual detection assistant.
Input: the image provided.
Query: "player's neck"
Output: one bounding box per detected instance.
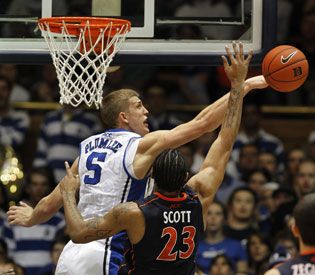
[156,188,180,198]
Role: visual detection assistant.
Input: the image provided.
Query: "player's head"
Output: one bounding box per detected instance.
[101,89,149,136]
[292,193,315,246]
[152,149,188,193]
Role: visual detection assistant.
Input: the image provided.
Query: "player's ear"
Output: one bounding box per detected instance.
[118,111,128,124]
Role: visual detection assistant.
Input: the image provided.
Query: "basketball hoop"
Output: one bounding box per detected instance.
[38,17,131,108]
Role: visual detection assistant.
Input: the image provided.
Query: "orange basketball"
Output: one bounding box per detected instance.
[262,45,309,92]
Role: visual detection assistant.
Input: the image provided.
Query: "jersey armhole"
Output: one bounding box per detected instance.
[123,136,141,180]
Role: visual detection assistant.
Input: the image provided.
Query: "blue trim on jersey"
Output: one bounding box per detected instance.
[107,128,135,133]
[104,232,127,275]
[122,136,141,180]
[78,143,82,168]
[127,177,148,201]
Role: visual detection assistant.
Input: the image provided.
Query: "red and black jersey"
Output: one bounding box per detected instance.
[127,186,204,275]
[276,249,315,275]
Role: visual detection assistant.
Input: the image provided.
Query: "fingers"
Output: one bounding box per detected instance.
[221,55,229,69]
[65,161,74,177]
[19,201,28,207]
[225,45,235,64]
[246,49,253,64]
[232,41,240,60]
[239,42,244,60]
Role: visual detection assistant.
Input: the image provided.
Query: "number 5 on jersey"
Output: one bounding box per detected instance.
[84,152,107,185]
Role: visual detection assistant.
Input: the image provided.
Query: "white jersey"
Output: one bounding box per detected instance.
[56,129,150,275]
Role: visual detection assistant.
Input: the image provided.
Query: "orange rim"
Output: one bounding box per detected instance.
[38,16,131,38]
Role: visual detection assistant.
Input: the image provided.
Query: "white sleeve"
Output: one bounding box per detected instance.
[123,137,141,179]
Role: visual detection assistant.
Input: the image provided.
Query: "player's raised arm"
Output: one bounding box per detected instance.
[133,43,265,179]
[60,162,136,243]
[187,42,252,226]
[7,158,79,226]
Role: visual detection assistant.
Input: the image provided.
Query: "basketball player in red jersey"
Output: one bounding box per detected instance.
[264,193,315,275]
[59,42,251,274]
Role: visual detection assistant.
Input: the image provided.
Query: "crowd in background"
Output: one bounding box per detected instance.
[0,0,315,274]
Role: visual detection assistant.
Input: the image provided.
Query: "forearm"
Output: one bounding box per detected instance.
[62,191,113,243]
[193,78,252,132]
[62,191,86,241]
[220,83,244,145]
[29,189,63,226]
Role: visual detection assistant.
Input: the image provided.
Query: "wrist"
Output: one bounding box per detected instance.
[231,82,245,90]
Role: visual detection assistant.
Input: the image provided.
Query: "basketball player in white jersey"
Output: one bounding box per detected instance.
[7,42,267,275]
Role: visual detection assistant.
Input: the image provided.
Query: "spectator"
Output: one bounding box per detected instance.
[143,84,182,131]
[230,102,285,172]
[37,235,69,275]
[273,229,298,259]
[4,168,65,275]
[0,65,30,103]
[0,76,30,151]
[307,131,315,161]
[209,254,234,275]
[282,147,306,187]
[178,143,195,176]
[30,82,56,103]
[224,187,259,245]
[294,159,315,198]
[259,151,280,182]
[215,173,245,205]
[246,168,272,195]
[196,201,248,274]
[247,232,272,275]
[33,105,102,184]
[227,143,260,181]
[270,187,298,236]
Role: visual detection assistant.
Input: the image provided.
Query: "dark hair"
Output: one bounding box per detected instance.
[239,143,260,157]
[210,254,234,272]
[100,89,139,129]
[244,168,272,184]
[293,193,315,246]
[0,75,13,91]
[210,200,228,219]
[152,149,188,192]
[227,186,258,206]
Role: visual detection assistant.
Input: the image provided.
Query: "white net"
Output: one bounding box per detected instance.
[38,18,130,109]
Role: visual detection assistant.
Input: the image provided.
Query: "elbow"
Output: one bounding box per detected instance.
[69,231,87,244]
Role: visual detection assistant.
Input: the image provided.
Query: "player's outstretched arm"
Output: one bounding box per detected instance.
[187,42,252,226]
[7,158,79,227]
[60,162,138,243]
[133,43,265,179]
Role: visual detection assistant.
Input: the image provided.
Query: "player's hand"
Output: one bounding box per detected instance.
[222,41,253,86]
[60,161,80,193]
[245,75,268,92]
[7,201,34,227]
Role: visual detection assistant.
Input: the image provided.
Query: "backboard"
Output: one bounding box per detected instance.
[0,0,277,65]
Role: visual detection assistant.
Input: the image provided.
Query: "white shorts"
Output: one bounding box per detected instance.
[55,236,126,275]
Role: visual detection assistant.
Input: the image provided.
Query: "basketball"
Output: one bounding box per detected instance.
[262,45,309,92]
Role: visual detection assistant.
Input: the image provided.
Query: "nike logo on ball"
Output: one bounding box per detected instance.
[281,50,298,64]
